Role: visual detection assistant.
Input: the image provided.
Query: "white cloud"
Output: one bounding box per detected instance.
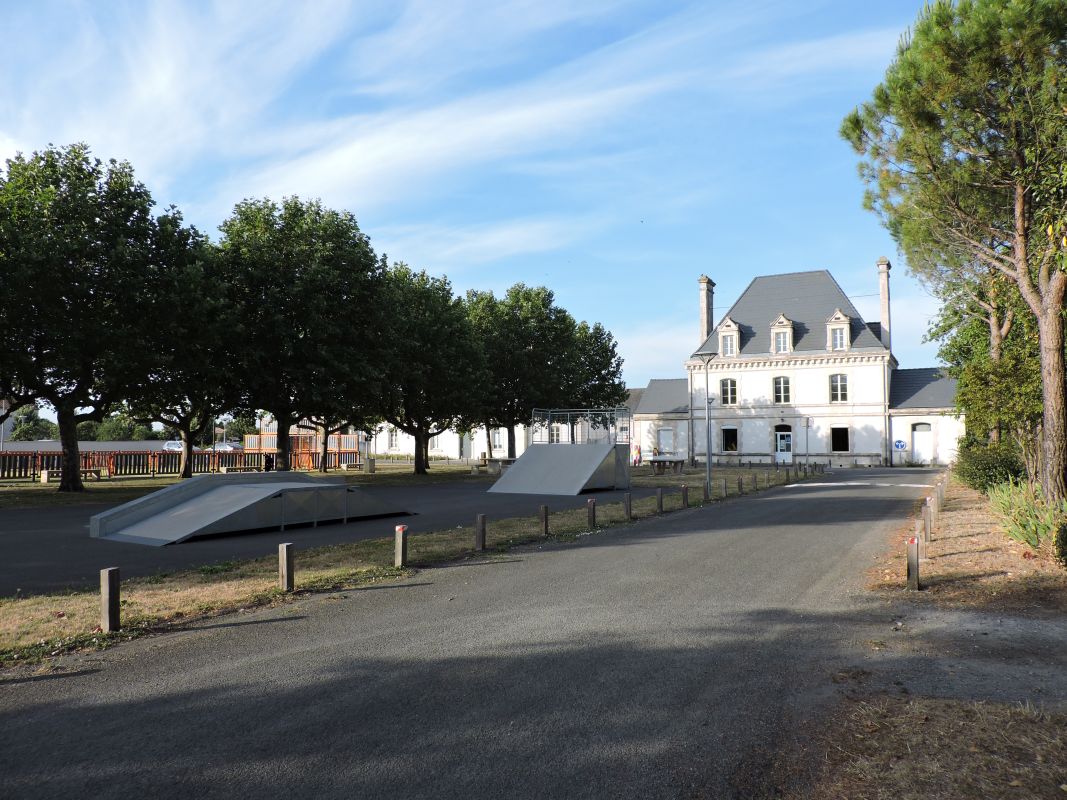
[616,321,697,387]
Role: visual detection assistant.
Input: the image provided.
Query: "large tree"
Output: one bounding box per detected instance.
[842,0,1067,499]
[380,264,481,475]
[217,197,384,471]
[0,144,159,491]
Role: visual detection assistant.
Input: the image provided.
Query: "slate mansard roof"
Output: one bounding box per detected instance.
[692,270,886,358]
[889,368,958,411]
[634,379,689,415]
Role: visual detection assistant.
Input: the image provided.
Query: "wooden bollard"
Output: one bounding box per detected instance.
[623,492,632,521]
[278,543,294,592]
[587,498,596,528]
[656,488,664,513]
[394,524,408,568]
[100,567,120,633]
[907,536,920,590]
[540,504,549,537]
[923,500,932,542]
[764,471,771,488]
[720,477,727,497]
[751,472,757,489]
[475,514,487,551]
[915,521,926,560]
[702,481,709,502]
[737,475,743,495]
[681,484,689,508]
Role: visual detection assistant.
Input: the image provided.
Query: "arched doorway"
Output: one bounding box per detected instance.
[911,423,933,464]
[774,424,793,465]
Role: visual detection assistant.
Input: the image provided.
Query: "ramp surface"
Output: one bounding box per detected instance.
[91,473,405,546]
[488,443,630,495]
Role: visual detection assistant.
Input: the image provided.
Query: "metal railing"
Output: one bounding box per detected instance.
[529,407,632,445]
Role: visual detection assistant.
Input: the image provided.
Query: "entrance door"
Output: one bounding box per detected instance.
[774,424,793,464]
[911,423,933,464]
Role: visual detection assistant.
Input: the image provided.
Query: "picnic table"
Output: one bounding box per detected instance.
[648,456,685,475]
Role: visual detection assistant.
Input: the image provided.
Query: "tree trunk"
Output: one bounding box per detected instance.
[484,421,493,461]
[988,315,1004,444]
[423,436,430,470]
[413,429,428,475]
[507,425,516,459]
[178,424,194,479]
[275,413,294,471]
[1038,299,1067,501]
[319,425,330,473]
[56,406,84,492]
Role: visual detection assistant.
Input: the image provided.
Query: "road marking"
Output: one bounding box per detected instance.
[784,482,932,489]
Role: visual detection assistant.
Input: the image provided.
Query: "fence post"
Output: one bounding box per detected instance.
[681,484,689,509]
[623,493,632,520]
[907,536,920,590]
[394,524,408,568]
[587,499,596,528]
[100,568,120,633]
[656,488,664,514]
[540,504,550,536]
[475,514,486,551]
[278,543,294,591]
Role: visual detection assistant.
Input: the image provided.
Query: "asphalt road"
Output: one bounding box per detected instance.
[2,469,940,798]
[0,482,656,596]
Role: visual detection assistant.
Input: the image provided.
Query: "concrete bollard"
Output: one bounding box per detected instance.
[587,498,596,528]
[394,524,408,568]
[907,536,920,590]
[540,504,549,536]
[681,484,689,509]
[656,488,664,514]
[720,477,727,498]
[100,567,120,633]
[923,500,932,542]
[278,543,294,592]
[623,492,632,521]
[475,514,487,551]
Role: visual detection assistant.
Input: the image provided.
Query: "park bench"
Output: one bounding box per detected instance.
[340,462,364,472]
[40,468,107,484]
[219,466,260,474]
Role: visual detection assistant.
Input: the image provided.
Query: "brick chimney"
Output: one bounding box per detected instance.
[877,257,892,352]
[699,275,715,344]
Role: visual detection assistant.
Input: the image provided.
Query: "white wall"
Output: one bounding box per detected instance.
[890,413,965,466]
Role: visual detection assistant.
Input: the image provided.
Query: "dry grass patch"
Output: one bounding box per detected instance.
[0,475,182,509]
[868,480,1067,614]
[785,696,1067,800]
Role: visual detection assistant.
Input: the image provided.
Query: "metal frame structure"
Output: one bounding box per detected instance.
[529,407,632,446]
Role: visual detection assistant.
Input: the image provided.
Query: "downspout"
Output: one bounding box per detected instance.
[687,365,695,465]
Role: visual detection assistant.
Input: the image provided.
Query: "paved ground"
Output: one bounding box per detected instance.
[5,468,1063,798]
[0,481,655,596]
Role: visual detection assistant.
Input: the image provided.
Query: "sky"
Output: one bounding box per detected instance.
[0,0,943,389]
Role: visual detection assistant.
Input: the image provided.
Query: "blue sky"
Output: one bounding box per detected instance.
[1,0,941,388]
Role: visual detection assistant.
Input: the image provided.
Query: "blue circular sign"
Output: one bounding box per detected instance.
[893,440,907,450]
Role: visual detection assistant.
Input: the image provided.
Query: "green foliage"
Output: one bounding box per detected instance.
[988,479,1067,550]
[954,441,1024,492]
[9,406,58,441]
[96,412,153,441]
[1055,522,1067,570]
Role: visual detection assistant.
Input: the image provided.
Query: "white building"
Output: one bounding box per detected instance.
[631,260,964,466]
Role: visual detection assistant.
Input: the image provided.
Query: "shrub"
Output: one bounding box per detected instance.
[987,479,1067,550]
[1056,522,1067,570]
[954,441,1024,492]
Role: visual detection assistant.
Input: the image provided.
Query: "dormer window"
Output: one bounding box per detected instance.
[769,313,793,355]
[718,316,740,358]
[826,309,850,352]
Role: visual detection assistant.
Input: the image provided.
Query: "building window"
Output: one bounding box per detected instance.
[429,434,441,451]
[549,425,562,444]
[774,330,790,354]
[829,373,848,402]
[773,376,791,404]
[720,378,737,406]
[491,429,503,449]
[387,427,399,450]
[831,427,850,452]
[721,335,736,356]
[722,428,738,452]
[831,327,847,350]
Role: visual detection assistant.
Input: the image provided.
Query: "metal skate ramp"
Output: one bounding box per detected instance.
[488,443,630,496]
[90,473,406,546]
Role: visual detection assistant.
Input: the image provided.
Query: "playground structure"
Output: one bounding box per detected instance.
[90,472,407,546]
[489,408,631,496]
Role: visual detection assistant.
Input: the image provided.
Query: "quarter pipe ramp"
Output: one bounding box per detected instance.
[487,443,630,496]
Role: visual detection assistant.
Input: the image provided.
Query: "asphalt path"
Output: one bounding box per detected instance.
[0,482,657,596]
[2,468,937,798]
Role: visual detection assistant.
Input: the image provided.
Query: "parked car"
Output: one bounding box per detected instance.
[163,441,184,452]
[209,442,243,452]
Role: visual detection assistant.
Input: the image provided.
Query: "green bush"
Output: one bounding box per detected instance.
[987,479,1067,550]
[954,441,1024,492]
[1056,522,1067,570]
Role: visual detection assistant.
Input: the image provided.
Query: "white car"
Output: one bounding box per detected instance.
[163,441,184,452]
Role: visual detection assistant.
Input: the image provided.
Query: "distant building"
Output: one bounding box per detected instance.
[630,260,964,466]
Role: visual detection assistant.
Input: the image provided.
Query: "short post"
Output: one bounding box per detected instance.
[623,492,632,521]
[764,470,771,488]
[751,472,758,489]
[587,498,596,528]
[656,488,664,513]
[100,567,120,633]
[915,521,926,560]
[278,543,294,591]
[720,477,727,498]
[394,524,408,568]
[923,500,932,542]
[540,504,549,536]
[680,484,689,509]
[475,514,487,551]
[702,481,709,502]
[907,536,920,590]
[737,475,743,495]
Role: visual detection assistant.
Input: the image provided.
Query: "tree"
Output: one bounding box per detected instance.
[0,144,159,491]
[380,265,481,475]
[96,410,153,441]
[842,0,1067,499]
[218,197,385,471]
[9,405,58,441]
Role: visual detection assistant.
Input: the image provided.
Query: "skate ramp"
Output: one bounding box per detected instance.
[90,472,406,546]
[488,443,630,496]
